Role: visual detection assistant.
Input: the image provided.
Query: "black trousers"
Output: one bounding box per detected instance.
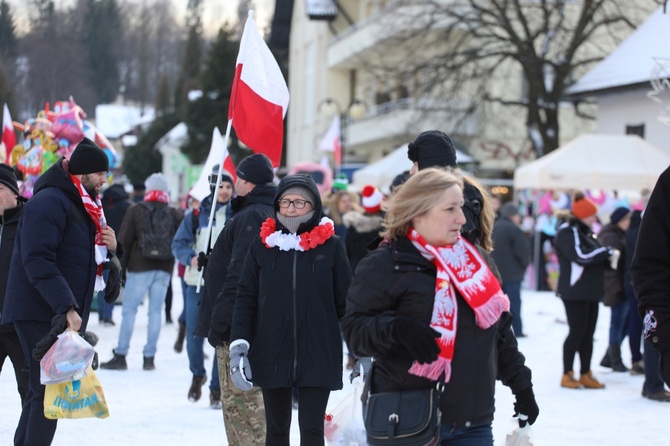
[0,326,29,407]
[262,386,330,446]
[13,320,57,446]
[562,299,599,374]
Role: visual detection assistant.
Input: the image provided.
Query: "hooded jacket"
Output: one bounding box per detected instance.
[229,175,353,389]
[101,184,132,232]
[0,197,26,328]
[341,237,532,429]
[554,215,611,302]
[198,183,277,338]
[1,159,98,330]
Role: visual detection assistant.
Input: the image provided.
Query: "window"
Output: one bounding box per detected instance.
[625,124,645,138]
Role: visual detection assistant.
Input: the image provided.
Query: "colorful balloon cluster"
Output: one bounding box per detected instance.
[7,97,118,198]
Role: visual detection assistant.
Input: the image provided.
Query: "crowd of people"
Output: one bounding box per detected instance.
[0,129,669,446]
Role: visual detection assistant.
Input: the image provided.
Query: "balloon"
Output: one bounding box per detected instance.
[17,146,45,176]
[50,108,84,143]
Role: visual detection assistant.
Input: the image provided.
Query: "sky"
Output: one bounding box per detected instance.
[1,281,668,445]
[5,0,276,37]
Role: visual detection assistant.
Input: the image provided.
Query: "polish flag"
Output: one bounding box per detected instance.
[318,115,342,168]
[228,10,289,168]
[2,104,17,162]
[223,154,237,184]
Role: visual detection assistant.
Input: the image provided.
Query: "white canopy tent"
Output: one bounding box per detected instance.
[514,134,670,192]
[352,144,474,192]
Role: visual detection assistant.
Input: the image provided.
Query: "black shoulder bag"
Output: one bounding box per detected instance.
[364,380,444,446]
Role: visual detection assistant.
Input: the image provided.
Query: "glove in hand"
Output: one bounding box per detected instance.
[393,317,441,364]
[208,328,226,348]
[514,388,539,427]
[230,341,253,391]
[660,351,670,388]
[349,357,372,383]
[104,253,123,304]
[32,314,68,362]
[197,252,209,271]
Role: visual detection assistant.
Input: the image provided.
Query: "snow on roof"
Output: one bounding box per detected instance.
[94,103,156,139]
[567,8,670,95]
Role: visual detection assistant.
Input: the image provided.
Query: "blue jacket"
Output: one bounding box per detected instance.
[1,159,99,330]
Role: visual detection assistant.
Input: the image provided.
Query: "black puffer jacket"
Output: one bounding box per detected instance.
[199,183,277,338]
[0,198,26,329]
[341,237,532,429]
[554,216,611,302]
[230,175,353,389]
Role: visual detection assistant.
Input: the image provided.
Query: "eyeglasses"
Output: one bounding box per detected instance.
[278,199,311,209]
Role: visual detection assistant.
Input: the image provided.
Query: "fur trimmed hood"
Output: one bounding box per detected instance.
[343,210,384,232]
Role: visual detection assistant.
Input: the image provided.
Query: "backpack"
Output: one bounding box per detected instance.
[137,202,176,260]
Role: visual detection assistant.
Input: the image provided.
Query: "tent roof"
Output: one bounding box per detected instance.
[513,134,670,191]
[352,144,474,193]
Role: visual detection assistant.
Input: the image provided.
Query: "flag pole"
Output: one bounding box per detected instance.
[195,120,233,292]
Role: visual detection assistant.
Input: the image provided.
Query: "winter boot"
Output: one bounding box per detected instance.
[607,344,628,372]
[579,370,605,389]
[210,389,222,409]
[560,371,582,389]
[143,356,155,371]
[174,322,186,353]
[100,351,127,370]
[599,346,612,368]
[188,374,207,402]
[630,360,645,375]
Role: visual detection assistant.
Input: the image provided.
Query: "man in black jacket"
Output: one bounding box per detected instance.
[0,164,28,407]
[198,153,276,445]
[632,165,670,392]
[491,202,529,337]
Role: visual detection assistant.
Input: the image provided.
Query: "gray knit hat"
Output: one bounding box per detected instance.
[281,186,317,206]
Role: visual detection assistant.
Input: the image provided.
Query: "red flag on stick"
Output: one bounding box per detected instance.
[2,104,17,162]
[228,10,290,168]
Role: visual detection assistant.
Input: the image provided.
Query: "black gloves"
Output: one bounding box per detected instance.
[197,252,209,271]
[514,388,539,427]
[208,328,226,348]
[660,351,670,388]
[104,253,123,304]
[392,317,440,364]
[32,314,68,362]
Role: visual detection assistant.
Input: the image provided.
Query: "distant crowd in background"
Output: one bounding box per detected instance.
[2,129,670,446]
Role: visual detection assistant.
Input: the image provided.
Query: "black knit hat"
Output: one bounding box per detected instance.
[69,137,109,174]
[407,130,457,170]
[236,154,274,185]
[0,163,19,196]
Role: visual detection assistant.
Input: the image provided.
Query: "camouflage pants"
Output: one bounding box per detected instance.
[217,344,266,445]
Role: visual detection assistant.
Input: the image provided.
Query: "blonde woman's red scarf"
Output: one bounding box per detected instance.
[69,173,108,292]
[407,228,510,381]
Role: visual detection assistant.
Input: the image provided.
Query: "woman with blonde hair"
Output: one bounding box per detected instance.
[342,167,538,444]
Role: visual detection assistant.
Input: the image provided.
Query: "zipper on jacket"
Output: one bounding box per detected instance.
[292,250,298,381]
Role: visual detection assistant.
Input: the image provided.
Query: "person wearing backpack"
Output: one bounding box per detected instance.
[101,172,183,371]
[172,166,233,407]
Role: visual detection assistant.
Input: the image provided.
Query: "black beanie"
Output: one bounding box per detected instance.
[407,130,457,170]
[0,163,19,196]
[236,154,274,185]
[69,137,109,174]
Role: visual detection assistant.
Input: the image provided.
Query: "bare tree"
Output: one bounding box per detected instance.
[364,0,662,157]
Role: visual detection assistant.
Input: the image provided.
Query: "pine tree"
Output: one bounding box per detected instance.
[81,0,121,103]
[122,111,180,184]
[155,75,171,114]
[0,0,18,64]
[0,64,16,114]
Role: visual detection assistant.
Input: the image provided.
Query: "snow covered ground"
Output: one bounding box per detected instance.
[1,277,668,445]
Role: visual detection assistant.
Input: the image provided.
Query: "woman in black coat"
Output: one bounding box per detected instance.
[554,191,613,389]
[341,168,537,444]
[229,174,352,446]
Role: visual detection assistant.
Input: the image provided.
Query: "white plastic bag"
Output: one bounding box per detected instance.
[324,376,367,445]
[40,329,95,385]
[505,425,534,446]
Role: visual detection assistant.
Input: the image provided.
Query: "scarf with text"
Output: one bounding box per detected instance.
[407,228,510,381]
[69,173,108,291]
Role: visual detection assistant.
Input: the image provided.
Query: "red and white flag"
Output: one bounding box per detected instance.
[2,104,17,162]
[228,10,289,168]
[318,115,342,167]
